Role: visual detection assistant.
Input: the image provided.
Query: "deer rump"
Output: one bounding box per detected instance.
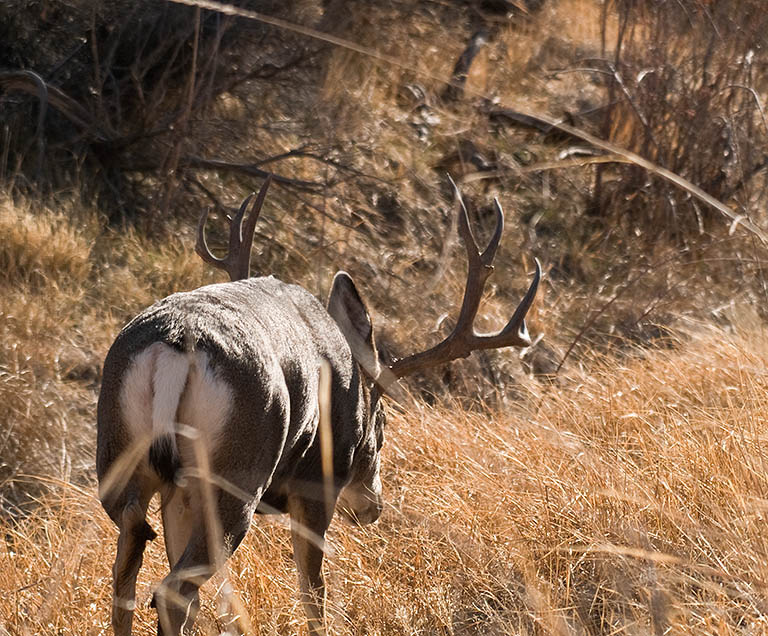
[97,275,368,524]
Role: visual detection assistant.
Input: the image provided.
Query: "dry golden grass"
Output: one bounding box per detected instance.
[0,197,100,506]
[3,3,768,632]
[3,317,768,635]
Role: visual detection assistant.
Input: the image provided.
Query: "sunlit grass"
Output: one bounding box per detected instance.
[3,322,768,634]
[2,1,768,633]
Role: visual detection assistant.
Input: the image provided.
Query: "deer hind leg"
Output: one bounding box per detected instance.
[288,495,334,636]
[153,488,252,636]
[111,495,156,636]
[161,484,201,569]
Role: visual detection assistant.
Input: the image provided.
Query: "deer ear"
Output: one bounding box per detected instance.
[327,271,381,380]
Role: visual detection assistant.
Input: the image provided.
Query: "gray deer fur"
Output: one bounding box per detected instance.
[96,177,539,636]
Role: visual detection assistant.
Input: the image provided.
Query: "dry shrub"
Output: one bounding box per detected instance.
[0,198,99,511]
[0,0,314,219]
[0,482,116,634]
[0,332,94,513]
[592,0,768,241]
[517,317,768,633]
[4,321,768,634]
[0,196,93,289]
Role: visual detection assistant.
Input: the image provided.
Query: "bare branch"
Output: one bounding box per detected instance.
[180,156,326,192]
[0,71,99,136]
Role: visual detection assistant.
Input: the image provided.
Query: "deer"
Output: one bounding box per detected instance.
[96,174,541,636]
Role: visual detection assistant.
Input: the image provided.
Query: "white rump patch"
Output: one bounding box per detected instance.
[152,346,191,441]
[120,343,162,438]
[177,350,233,450]
[120,344,232,453]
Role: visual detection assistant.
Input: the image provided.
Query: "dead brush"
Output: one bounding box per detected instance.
[591,0,768,243]
[0,196,93,289]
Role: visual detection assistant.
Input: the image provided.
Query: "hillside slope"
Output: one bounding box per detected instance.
[2,1,768,634]
[3,322,768,634]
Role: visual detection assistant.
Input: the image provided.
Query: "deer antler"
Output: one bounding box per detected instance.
[195,174,272,281]
[388,177,541,379]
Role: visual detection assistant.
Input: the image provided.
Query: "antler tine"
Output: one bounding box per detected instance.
[195,194,254,280]
[232,174,272,281]
[450,175,503,266]
[194,175,272,281]
[450,176,497,337]
[477,257,541,348]
[450,174,480,265]
[196,205,229,269]
[229,192,255,249]
[481,198,504,265]
[387,183,540,382]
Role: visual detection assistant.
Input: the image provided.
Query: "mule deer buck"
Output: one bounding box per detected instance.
[96,175,540,635]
